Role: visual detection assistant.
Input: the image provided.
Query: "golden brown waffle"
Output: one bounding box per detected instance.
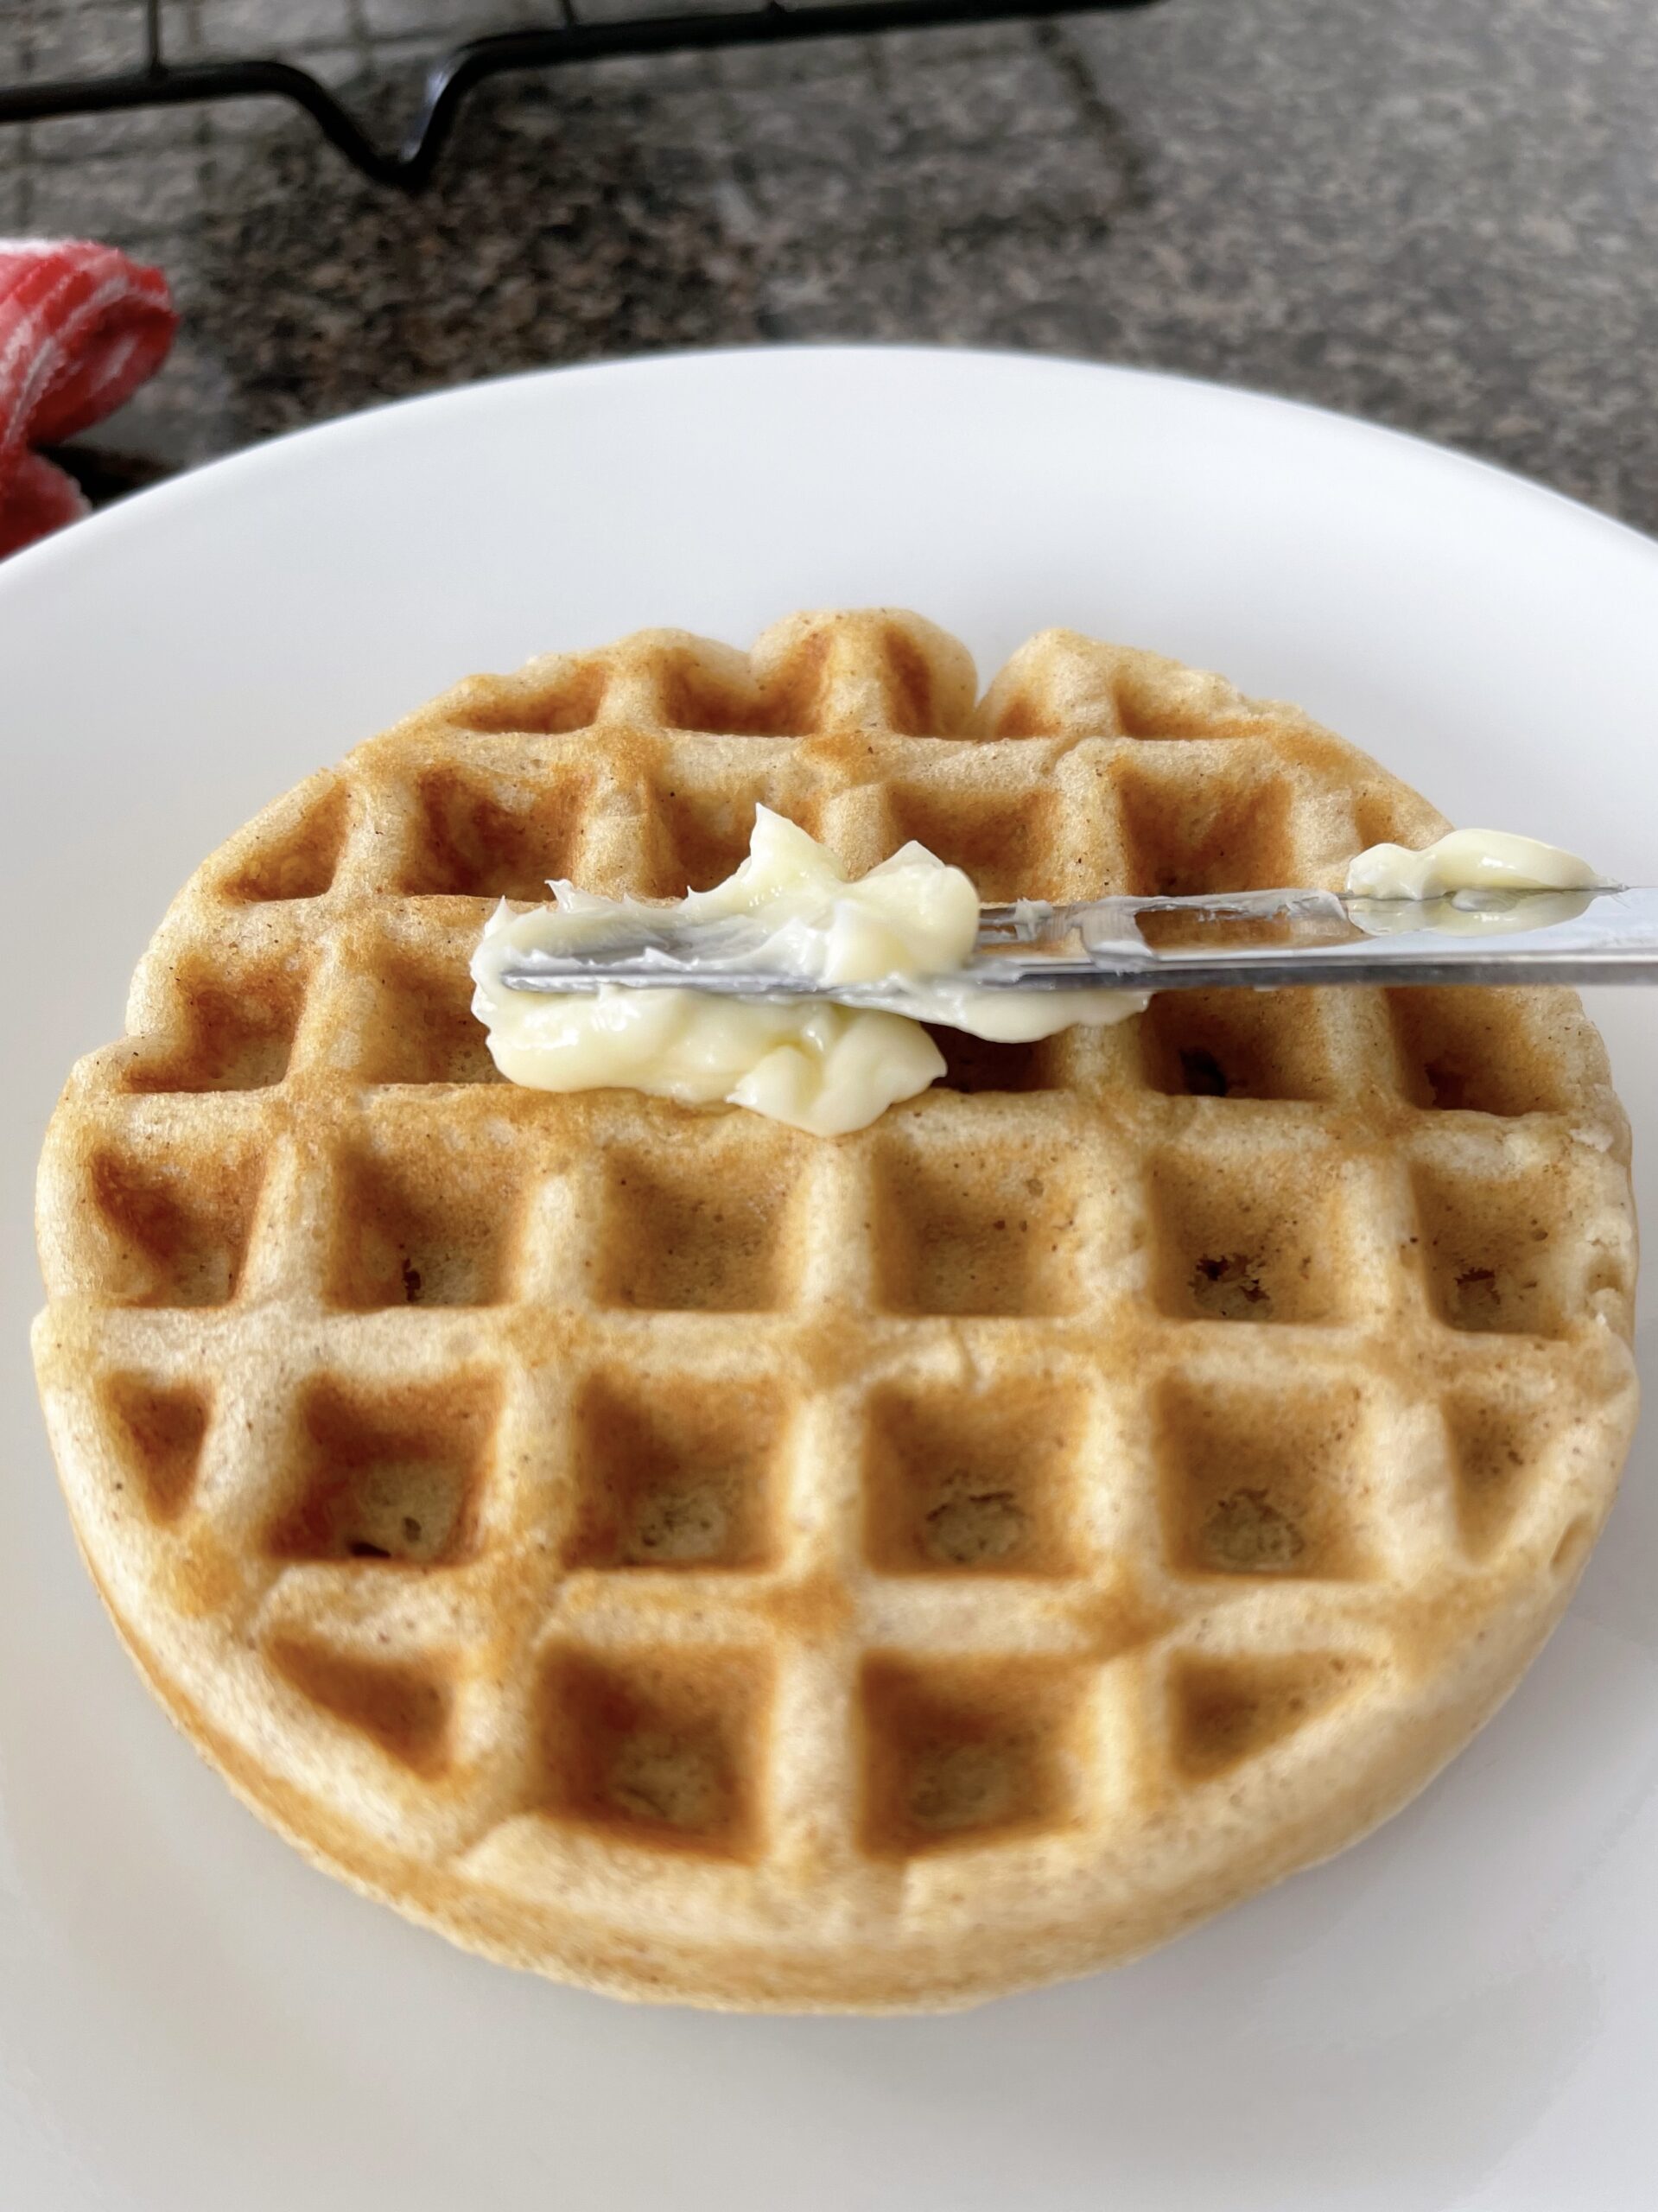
[33,610,1638,2011]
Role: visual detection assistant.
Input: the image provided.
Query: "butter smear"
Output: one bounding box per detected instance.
[470,808,1138,1135]
[1345,828,1599,900]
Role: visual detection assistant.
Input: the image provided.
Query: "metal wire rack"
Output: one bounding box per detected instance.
[0,0,1166,192]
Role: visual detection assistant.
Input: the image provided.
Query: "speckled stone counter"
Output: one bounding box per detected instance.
[3,0,1656,531]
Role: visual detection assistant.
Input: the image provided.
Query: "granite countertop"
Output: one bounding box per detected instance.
[2,0,1655,532]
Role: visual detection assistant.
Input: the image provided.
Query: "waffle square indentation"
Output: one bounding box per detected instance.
[448,664,607,736]
[356,944,499,1084]
[100,1372,209,1522]
[886,786,1063,902]
[1115,758,1297,896]
[1388,988,1571,1116]
[397,765,593,899]
[1169,1651,1361,1780]
[873,1147,1083,1317]
[537,1648,768,1858]
[862,1379,1084,1573]
[268,1374,498,1564]
[124,958,305,1093]
[326,1141,520,1307]
[653,645,774,734]
[85,1141,262,1307]
[269,1636,452,1774]
[1412,1165,1567,1337]
[1147,1151,1346,1324]
[1140,988,1333,1103]
[643,782,789,896]
[860,1657,1083,1856]
[565,1372,783,1569]
[758,613,973,738]
[975,634,1268,741]
[599,1146,803,1312]
[925,1028,1069,1095]
[1157,1377,1369,1579]
[1443,1388,1549,1556]
[220,782,349,901]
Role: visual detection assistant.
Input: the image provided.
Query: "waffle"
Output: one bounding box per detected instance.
[33,610,1638,2012]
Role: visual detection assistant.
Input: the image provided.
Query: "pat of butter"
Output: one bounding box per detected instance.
[1345,828,1600,900]
[471,808,1139,1136]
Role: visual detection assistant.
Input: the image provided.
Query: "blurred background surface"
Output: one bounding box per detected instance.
[2,0,1655,531]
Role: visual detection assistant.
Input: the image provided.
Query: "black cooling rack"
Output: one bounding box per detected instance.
[0,0,1167,193]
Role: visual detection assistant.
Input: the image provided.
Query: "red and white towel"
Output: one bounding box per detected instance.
[0,239,178,557]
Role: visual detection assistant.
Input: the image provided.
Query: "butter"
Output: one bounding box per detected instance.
[470,809,1139,1135]
[1345,828,1600,900]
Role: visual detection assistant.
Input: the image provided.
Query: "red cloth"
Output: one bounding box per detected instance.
[0,240,178,557]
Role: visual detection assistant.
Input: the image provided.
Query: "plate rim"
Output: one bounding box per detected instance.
[8,340,1657,604]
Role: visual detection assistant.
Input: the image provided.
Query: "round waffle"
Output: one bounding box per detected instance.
[33,611,1638,2011]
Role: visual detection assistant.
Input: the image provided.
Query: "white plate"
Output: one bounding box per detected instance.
[3,347,1655,2212]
